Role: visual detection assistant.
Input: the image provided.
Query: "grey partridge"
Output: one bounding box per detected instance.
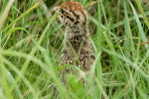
[54,1,95,72]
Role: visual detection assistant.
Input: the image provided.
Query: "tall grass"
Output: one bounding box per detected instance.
[0,0,149,99]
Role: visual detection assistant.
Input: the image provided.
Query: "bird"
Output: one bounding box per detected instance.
[53,1,95,73]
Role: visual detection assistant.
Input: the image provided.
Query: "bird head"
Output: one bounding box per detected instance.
[53,1,88,27]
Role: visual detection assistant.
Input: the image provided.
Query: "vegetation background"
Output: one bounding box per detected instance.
[0,0,149,99]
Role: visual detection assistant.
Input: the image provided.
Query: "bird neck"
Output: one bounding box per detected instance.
[67,24,89,38]
[64,24,89,52]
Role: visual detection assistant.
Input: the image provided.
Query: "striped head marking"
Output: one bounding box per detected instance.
[54,1,88,26]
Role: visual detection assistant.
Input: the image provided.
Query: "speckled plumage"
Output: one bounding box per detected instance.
[54,1,95,71]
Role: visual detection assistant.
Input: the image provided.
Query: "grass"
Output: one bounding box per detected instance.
[0,0,149,99]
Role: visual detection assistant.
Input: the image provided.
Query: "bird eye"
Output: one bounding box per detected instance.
[60,9,65,14]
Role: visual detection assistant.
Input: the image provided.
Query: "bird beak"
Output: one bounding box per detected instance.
[51,6,60,14]
[47,6,60,19]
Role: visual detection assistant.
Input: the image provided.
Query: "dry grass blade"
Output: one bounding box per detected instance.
[0,0,15,30]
